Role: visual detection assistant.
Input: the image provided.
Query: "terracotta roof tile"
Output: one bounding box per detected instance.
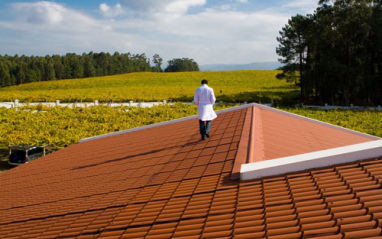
[1,104,382,238]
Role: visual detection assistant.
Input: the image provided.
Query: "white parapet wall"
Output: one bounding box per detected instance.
[241,140,382,181]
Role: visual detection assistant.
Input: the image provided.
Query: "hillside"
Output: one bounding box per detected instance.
[0,70,298,105]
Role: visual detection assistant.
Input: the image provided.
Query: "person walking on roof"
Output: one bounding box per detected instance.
[194,79,217,140]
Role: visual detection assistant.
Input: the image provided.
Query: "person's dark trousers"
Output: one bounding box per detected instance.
[199,120,211,140]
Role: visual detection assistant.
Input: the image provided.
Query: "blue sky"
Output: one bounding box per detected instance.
[0,0,317,65]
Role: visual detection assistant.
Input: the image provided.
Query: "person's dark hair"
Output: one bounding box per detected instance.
[201,79,208,85]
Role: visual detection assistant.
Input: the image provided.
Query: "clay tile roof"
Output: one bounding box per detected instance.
[1,103,382,239]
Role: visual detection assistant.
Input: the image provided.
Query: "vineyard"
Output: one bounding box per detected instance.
[1,71,381,172]
[1,104,381,151]
[0,103,235,156]
[0,70,299,104]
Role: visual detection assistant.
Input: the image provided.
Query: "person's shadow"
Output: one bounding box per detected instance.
[72,139,202,170]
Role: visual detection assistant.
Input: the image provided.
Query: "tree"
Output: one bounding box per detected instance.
[15,61,27,85]
[276,0,382,105]
[111,52,123,75]
[0,61,11,87]
[0,51,162,87]
[94,52,110,76]
[44,55,56,81]
[152,54,163,72]
[367,0,382,104]
[164,58,199,72]
[52,55,64,80]
[66,53,84,78]
[83,52,96,77]
[276,14,312,103]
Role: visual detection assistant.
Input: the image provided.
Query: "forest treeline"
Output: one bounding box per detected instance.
[0,52,156,87]
[277,0,382,106]
[0,52,201,88]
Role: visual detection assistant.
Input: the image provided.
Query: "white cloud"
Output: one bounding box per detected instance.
[283,0,317,13]
[8,1,96,31]
[104,7,287,64]
[0,1,144,55]
[11,1,65,25]
[120,0,206,16]
[0,0,317,65]
[220,4,234,11]
[100,3,124,18]
[170,11,284,63]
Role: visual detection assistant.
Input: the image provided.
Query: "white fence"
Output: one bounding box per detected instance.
[1,100,380,111]
[0,100,179,109]
[0,100,253,109]
[302,103,382,111]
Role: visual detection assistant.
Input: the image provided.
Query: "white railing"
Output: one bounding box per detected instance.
[3,100,380,111]
[0,100,175,109]
[0,100,253,109]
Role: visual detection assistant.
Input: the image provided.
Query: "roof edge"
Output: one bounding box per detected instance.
[240,139,382,181]
[80,103,256,143]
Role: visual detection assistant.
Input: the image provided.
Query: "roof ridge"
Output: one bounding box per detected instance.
[250,106,265,163]
[231,106,253,180]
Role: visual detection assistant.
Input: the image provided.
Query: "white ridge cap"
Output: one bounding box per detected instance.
[240,140,382,181]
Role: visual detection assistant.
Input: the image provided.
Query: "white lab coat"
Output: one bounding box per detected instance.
[194,84,217,121]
